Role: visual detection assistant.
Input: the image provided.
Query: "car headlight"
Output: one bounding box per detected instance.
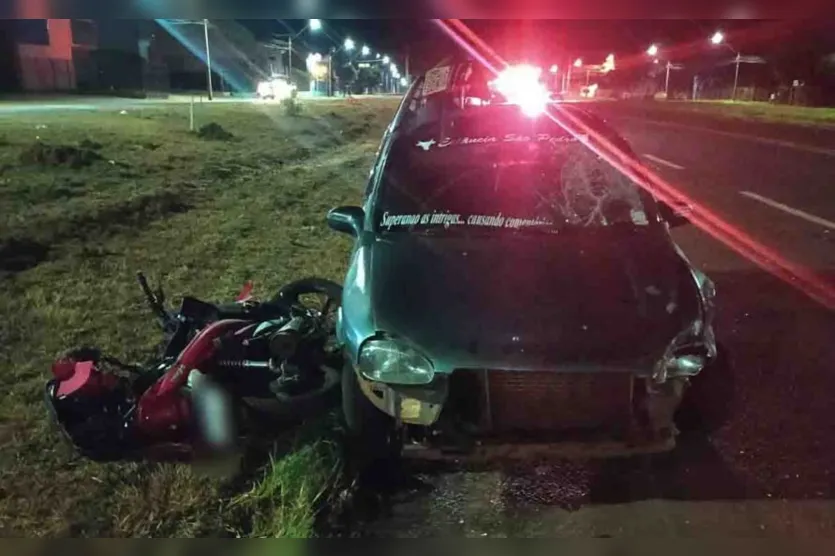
[358,338,434,385]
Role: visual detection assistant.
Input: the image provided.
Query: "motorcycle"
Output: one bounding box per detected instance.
[44,273,343,462]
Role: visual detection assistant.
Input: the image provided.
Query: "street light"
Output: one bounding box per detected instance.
[646,43,678,99]
[574,58,583,68]
[167,19,216,100]
[549,64,559,73]
[382,55,390,64]
[344,38,355,51]
[376,53,381,59]
[270,19,323,84]
[709,30,745,101]
[361,45,371,56]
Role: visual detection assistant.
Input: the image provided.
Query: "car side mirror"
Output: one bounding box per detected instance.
[659,200,692,228]
[327,206,365,237]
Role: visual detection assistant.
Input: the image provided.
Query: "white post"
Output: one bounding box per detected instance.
[665,62,671,99]
[189,95,195,131]
[732,53,741,101]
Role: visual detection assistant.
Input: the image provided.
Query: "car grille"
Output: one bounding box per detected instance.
[455,370,635,433]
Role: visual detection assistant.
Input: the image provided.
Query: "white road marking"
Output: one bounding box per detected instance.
[740,191,835,231]
[643,153,686,170]
[624,117,835,158]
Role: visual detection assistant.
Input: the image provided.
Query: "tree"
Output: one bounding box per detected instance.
[335,62,358,94]
[356,64,383,93]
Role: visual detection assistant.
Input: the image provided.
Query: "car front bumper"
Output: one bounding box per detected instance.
[354,366,688,459]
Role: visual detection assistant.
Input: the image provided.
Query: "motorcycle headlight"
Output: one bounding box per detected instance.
[358,338,434,385]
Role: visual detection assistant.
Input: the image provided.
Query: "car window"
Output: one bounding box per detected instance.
[373,108,657,235]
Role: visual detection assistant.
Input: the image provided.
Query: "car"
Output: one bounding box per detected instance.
[256,76,296,101]
[327,61,727,465]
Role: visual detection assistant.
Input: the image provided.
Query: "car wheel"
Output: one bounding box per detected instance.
[675,344,734,435]
[341,362,402,472]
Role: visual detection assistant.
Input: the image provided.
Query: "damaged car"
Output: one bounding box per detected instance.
[327,61,728,464]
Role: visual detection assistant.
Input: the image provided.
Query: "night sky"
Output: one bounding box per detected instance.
[242,19,835,75]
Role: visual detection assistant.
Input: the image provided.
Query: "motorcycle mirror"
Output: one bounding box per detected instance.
[327,206,365,237]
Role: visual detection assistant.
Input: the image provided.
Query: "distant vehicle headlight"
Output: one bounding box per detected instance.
[272,79,293,101]
[358,338,435,385]
[256,81,272,97]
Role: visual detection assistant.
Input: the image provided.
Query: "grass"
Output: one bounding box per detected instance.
[649,100,835,127]
[0,96,400,537]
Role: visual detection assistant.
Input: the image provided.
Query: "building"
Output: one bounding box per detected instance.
[0,19,150,94]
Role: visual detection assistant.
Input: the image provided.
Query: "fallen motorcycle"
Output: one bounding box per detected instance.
[44,273,343,462]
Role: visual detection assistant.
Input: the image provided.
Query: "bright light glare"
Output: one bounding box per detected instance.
[711,31,724,45]
[574,58,583,68]
[549,64,559,73]
[400,77,408,86]
[344,38,355,50]
[382,55,390,64]
[491,65,549,117]
[647,44,659,57]
[309,19,322,31]
[361,45,371,56]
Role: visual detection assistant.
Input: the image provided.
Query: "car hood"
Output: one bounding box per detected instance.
[366,231,699,373]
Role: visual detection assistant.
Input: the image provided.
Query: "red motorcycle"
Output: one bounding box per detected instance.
[45,273,343,462]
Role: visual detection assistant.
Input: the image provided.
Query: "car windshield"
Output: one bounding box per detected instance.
[374,110,657,235]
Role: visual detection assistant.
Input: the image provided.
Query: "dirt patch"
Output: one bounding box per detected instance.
[19,141,103,169]
[0,238,50,274]
[197,123,235,141]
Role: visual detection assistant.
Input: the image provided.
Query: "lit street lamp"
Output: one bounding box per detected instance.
[269,19,323,85]
[574,58,583,68]
[344,38,355,51]
[549,64,559,73]
[709,30,745,101]
[361,45,371,56]
[646,43,681,99]
[382,55,390,64]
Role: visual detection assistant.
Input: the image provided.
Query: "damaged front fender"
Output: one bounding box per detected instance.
[653,267,718,383]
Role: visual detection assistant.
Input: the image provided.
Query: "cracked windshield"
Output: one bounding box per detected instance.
[0,14,834,539]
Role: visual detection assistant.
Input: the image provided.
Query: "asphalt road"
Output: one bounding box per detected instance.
[347,103,835,538]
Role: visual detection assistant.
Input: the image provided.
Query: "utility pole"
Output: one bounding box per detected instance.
[288,35,293,81]
[203,19,213,100]
[732,52,741,101]
[665,61,671,98]
[327,50,333,96]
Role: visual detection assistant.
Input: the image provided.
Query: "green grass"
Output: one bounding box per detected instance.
[0,97,399,537]
[653,100,835,127]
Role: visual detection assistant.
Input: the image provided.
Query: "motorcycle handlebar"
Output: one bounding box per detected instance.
[137,271,171,325]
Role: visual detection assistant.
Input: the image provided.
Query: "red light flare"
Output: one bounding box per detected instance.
[433,18,835,311]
